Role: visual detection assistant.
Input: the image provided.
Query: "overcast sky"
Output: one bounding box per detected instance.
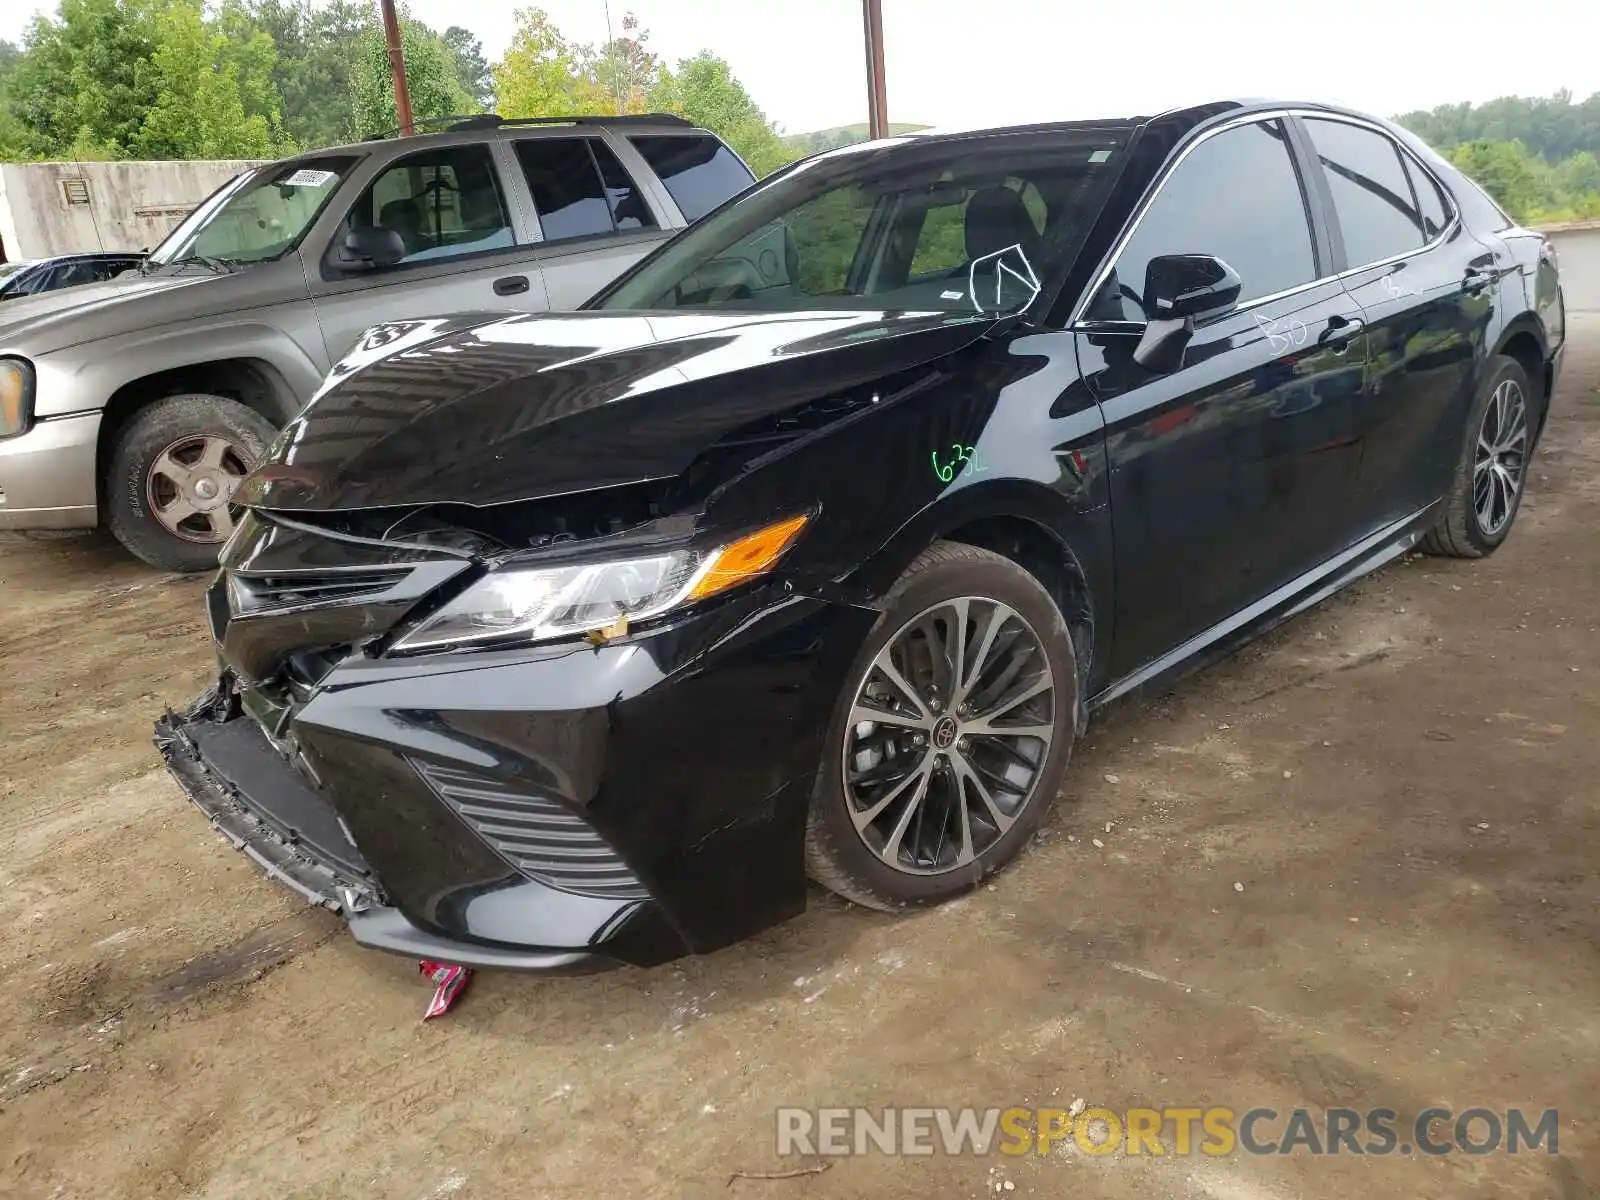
[4,0,1597,136]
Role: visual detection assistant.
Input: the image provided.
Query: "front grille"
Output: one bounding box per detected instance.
[411,760,648,900]
[229,567,413,613]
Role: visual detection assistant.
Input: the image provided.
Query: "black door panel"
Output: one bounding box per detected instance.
[1082,277,1367,678]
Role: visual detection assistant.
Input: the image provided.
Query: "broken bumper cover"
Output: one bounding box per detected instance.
[155,693,618,973]
[157,591,876,971]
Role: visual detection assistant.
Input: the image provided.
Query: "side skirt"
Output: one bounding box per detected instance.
[1088,503,1439,715]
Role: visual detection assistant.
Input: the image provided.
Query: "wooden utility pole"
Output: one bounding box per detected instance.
[862,0,888,140]
[378,0,414,136]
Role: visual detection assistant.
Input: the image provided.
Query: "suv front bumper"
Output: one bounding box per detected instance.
[0,412,101,530]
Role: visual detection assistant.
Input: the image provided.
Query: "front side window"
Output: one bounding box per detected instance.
[149,156,357,266]
[1304,118,1425,268]
[1091,119,1317,321]
[517,137,657,241]
[628,134,755,221]
[597,131,1128,314]
[344,144,513,266]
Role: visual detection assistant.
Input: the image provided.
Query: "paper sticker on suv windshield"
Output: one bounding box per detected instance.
[1089,150,1111,163]
[282,168,337,188]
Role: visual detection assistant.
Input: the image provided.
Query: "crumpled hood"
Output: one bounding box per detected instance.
[237,308,998,512]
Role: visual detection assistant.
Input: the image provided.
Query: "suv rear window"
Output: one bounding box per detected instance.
[629,135,754,221]
[517,137,658,241]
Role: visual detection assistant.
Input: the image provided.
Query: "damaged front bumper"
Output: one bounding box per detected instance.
[158,581,877,972]
[156,687,611,972]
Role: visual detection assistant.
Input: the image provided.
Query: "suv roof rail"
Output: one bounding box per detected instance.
[361,112,695,141]
[451,112,694,132]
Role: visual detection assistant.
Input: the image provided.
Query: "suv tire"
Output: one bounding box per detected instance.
[106,393,277,572]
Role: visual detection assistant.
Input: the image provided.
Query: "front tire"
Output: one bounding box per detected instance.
[1422,356,1537,558]
[805,541,1078,911]
[106,393,277,572]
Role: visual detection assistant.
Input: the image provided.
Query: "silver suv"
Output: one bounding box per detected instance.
[0,113,754,569]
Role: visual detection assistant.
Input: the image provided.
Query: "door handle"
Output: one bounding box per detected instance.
[1319,315,1365,352]
[493,275,530,296]
[1462,264,1498,295]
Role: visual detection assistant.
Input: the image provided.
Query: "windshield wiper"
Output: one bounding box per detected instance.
[167,253,240,274]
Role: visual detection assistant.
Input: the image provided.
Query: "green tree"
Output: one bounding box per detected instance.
[1450,139,1542,216]
[7,0,166,159]
[442,24,492,109]
[134,0,282,158]
[350,13,475,137]
[493,7,606,119]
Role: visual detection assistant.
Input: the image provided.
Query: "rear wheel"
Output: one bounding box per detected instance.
[106,393,277,571]
[1422,356,1537,558]
[805,541,1078,910]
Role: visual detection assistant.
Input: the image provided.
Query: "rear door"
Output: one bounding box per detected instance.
[1296,115,1494,531]
[1076,117,1369,678]
[307,140,553,362]
[509,133,677,310]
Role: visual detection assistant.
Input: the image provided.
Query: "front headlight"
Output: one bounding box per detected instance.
[391,513,809,653]
[0,357,35,438]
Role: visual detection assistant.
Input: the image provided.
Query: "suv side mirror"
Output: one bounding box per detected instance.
[1133,253,1242,372]
[337,226,405,271]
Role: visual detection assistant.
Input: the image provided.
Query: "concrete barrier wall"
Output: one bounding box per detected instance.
[0,159,268,260]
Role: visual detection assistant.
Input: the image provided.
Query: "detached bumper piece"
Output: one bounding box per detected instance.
[155,693,621,973]
[155,694,378,913]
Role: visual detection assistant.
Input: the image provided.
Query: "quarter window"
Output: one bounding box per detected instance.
[1304,119,1426,267]
[1091,119,1317,321]
[628,134,754,222]
[346,144,513,266]
[1402,154,1451,240]
[516,137,657,241]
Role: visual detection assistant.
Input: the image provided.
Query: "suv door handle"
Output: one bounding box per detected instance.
[1462,264,1498,295]
[1319,315,1365,352]
[494,275,530,296]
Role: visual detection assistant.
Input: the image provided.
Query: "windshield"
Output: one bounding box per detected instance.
[148,155,359,266]
[596,130,1129,315]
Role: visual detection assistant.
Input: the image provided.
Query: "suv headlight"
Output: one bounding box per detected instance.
[391,514,809,653]
[0,358,35,438]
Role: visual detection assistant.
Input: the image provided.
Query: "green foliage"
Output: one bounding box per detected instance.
[0,1,852,179]
[785,122,929,157]
[349,13,476,138]
[1398,91,1600,224]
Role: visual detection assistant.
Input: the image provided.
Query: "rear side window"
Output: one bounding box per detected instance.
[629,134,754,221]
[1093,119,1317,320]
[517,137,657,241]
[1303,119,1425,267]
[1402,155,1452,239]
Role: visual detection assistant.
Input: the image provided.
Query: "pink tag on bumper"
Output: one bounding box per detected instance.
[419,959,472,1019]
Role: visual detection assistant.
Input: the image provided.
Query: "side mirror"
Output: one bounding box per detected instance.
[1133,254,1242,373]
[337,226,405,271]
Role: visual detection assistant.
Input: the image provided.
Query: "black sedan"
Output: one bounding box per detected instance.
[0,252,145,300]
[157,99,1565,972]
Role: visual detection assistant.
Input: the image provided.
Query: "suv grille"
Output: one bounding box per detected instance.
[228,567,412,614]
[411,760,648,900]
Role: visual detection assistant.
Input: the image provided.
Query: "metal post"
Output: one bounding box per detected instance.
[862,0,888,140]
[378,0,414,136]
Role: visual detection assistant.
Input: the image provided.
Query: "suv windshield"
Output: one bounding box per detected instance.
[148,155,358,267]
[597,129,1128,315]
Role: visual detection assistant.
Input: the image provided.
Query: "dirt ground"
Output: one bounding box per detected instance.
[2,317,1597,1200]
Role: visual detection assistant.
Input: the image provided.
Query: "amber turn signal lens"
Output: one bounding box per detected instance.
[0,360,28,437]
[686,514,810,602]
